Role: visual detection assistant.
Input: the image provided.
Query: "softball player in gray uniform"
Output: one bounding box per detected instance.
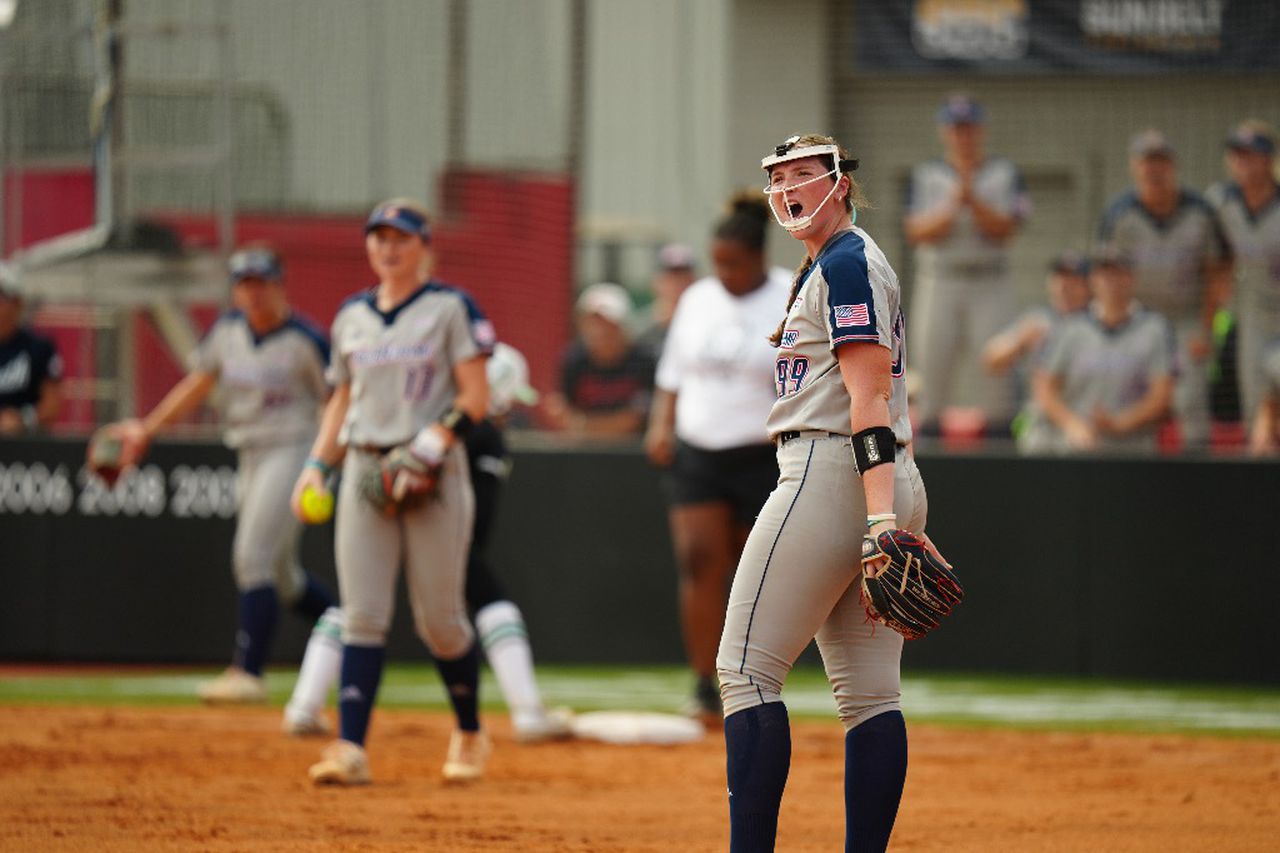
[1097,129,1231,448]
[904,94,1030,436]
[1024,250,1176,454]
[108,247,335,704]
[292,199,493,786]
[717,134,933,853]
[1205,121,1280,426]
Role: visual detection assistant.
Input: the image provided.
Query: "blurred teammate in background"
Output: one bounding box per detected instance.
[0,268,63,434]
[544,282,656,437]
[644,193,790,726]
[1248,339,1280,454]
[1096,128,1232,449]
[982,250,1091,441]
[96,246,335,704]
[1023,248,1175,454]
[284,343,573,742]
[636,242,698,359]
[904,93,1030,438]
[292,199,493,786]
[1205,120,1280,431]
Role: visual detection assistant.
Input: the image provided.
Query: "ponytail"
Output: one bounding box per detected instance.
[768,255,815,347]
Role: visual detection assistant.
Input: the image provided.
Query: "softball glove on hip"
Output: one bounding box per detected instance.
[358,445,441,515]
[860,529,964,640]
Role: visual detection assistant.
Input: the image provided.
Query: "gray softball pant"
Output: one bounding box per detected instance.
[910,271,1017,426]
[717,433,928,731]
[233,441,309,601]
[334,444,475,657]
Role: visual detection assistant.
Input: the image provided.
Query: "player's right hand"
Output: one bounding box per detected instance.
[291,467,327,522]
[643,423,675,467]
[1064,417,1097,450]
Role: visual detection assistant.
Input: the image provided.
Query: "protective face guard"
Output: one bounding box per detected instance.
[761,138,858,232]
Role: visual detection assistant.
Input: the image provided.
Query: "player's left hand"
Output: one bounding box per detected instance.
[860,528,964,641]
[359,445,440,515]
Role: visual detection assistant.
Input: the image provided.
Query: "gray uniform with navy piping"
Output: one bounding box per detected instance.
[717,226,927,730]
[327,281,494,655]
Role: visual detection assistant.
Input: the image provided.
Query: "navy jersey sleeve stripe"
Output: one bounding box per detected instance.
[1097,191,1138,242]
[821,234,877,347]
[287,314,331,365]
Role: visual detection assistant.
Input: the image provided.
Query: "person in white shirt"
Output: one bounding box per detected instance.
[644,193,792,724]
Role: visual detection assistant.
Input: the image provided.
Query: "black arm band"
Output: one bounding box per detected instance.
[851,426,896,475]
[439,407,475,438]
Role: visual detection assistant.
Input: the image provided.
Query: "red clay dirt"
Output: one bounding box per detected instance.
[1,704,1277,851]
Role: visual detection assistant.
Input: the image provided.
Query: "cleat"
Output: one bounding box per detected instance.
[282,709,330,737]
[197,667,267,705]
[442,729,491,783]
[308,740,370,786]
[513,707,576,744]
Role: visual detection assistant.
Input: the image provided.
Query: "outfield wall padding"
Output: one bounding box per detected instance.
[1,437,1276,685]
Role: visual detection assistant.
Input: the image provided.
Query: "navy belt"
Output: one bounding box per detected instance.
[777,430,907,448]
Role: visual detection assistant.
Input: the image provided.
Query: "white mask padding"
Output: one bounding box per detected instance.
[763,168,842,232]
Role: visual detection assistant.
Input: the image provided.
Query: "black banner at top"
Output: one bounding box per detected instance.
[851,0,1280,74]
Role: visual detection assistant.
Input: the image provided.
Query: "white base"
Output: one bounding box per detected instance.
[569,711,706,745]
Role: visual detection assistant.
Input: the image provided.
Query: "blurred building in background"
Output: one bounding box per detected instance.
[1,0,1276,439]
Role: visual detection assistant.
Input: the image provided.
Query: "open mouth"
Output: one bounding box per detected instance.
[787,202,804,218]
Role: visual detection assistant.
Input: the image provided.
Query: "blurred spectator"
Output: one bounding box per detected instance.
[636,242,698,359]
[643,193,789,724]
[982,249,1091,375]
[0,269,63,434]
[544,282,656,437]
[982,250,1091,442]
[1205,120,1280,429]
[904,93,1031,438]
[1096,128,1232,449]
[1022,248,1175,454]
[1248,337,1280,455]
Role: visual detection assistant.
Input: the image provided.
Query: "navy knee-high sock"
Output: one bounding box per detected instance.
[844,710,908,853]
[338,644,385,746]
[290,573,335,622]
[724,702,791,853]
[234,586,278,676]
[433,642,481,732]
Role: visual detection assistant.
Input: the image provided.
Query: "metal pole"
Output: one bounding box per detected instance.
[214,0,234,261]
[445,0,467,170]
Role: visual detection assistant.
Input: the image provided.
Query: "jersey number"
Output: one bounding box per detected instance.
[403,365,437,401]
[775,356,809,397]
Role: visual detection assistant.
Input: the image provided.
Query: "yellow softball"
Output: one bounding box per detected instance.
[300,485,334,525]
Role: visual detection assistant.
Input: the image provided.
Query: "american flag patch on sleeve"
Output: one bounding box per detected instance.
[834,303,870,328]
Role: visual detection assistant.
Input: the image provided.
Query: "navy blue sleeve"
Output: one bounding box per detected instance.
[288,314,331,367]
[822,238,878,347]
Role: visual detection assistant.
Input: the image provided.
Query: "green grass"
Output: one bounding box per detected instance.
[2,664,1279,738]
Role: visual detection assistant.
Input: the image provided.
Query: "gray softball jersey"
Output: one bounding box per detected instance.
[1035,304,1176,451]
[765,227,912,444]
[1096,190,1230,324]
[906,157,1030,280]
[329,282,495,448]
[191,312,329,449]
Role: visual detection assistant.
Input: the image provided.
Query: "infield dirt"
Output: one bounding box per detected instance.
[2,705,1277,851]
